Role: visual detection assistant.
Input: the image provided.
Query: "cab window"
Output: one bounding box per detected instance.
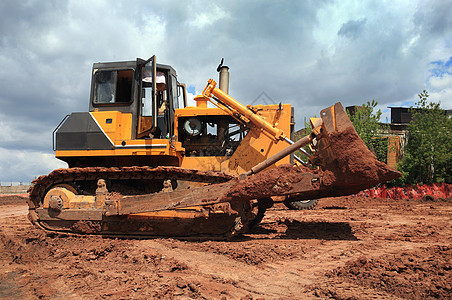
[93,69,133,104]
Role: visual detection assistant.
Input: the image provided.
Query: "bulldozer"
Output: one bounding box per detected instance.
[28,56,401,238]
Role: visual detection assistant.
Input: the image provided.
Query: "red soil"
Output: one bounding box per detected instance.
[1,195,450,299]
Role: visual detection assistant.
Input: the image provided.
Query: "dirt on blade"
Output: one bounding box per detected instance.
[324,127,401,194]
[1,194,451,299]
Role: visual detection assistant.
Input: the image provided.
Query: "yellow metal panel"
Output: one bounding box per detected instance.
[180,156,229,172]
[91,111,132,141]
[227,103,292,174]
[310,117,322,128]
[69,196,96,209]
[55,138,183,159]
[175,107,228,117]
[56,139,177,156]
[56,149,162,157]
[228,129,290,175]
[120,114,132,140]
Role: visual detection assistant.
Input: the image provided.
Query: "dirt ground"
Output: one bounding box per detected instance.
[0,194,450,299]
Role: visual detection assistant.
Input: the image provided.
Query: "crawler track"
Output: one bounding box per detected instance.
[27,166,259,238]
[28,166,234,207]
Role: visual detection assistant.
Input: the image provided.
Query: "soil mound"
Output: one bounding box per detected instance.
[0,195,28,206]
[325,246,452,299]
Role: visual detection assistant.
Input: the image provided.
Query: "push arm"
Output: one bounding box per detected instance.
[201,79,310,164]
[202,79,287,142]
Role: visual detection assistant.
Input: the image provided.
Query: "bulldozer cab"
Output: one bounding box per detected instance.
[89,56,181,139]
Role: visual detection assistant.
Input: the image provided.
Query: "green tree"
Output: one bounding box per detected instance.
[398,90,452,184]
[347,100,388,163]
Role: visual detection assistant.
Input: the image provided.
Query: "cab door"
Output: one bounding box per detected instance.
[137,56,157,138]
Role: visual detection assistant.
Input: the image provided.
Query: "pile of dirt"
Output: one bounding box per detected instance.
[0,195,28,206]
[323,127,401,194]
[0,230,200,299]
[319,246,452,299]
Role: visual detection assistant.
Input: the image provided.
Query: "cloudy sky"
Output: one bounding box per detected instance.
[0,0,451,184]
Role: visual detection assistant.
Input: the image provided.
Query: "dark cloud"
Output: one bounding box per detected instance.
[0,0,451,182]
[338,18,367,39]
[414,0,452,36]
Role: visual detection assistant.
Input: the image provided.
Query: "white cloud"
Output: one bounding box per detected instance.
[189,3,228,29]
[429,87,452,109]
[429,73,452,89]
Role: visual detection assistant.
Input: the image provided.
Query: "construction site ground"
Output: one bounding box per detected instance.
[0,194,450,299]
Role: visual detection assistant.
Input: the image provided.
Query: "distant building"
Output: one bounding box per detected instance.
[345,105,362,117]
[389,107,414,124]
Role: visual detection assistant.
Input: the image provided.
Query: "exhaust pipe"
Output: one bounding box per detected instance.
[217,58,229,94]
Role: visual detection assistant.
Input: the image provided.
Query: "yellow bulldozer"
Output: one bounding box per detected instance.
[28,56,400,238]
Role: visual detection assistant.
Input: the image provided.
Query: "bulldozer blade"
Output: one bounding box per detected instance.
[316,102,401,195]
